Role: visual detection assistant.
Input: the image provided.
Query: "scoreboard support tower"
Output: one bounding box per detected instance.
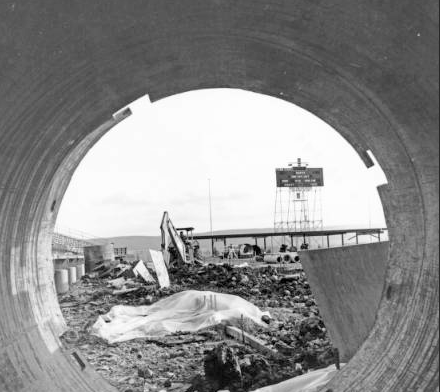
[273,159,324,249]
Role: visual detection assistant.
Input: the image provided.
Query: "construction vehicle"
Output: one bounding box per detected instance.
[160,212,201,267]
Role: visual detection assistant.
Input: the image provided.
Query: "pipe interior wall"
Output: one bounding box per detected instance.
[0,1,438,391]
[300,242,390,363]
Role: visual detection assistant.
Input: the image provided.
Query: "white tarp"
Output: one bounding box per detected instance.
[92,290,270,343]
[252,364,342,392]
[150,249,170,288]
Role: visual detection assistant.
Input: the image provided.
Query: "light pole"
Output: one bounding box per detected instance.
[208,179,214,256]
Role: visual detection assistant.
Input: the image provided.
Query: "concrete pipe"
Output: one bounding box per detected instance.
[0,1,437,392]
[283,252,300,263]
[68,267,77,286]
[76,264,86,280]
[83,244,115,273]
[54,270,69,295]
[264,254,283,263]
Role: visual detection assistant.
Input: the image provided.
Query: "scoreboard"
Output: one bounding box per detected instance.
[276,167,324,187]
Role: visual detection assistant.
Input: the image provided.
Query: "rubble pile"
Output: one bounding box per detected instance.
[59,262,335,392]
[170,264,316,309]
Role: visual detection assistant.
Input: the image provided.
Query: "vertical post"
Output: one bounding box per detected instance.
[334,348,341,370]
[378,230,381,242]
[290,235,294,248]
[341,233,345,246]
[327,235,330,248]
[241,314,245,344]
[208,178,214,255]
[264,237,267,251]
[254,238,258,257]
[356,232,359,245]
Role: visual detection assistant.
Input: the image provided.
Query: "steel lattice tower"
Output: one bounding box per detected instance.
[274,159,324,249]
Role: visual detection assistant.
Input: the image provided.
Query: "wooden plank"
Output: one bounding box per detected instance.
[225,326,279,358]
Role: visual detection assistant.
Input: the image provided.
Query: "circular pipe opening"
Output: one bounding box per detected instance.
[0,3,437,391]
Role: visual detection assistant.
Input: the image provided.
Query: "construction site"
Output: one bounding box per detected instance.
[49,158,390,392]
[52,212,388,392]
[0,2,438,392]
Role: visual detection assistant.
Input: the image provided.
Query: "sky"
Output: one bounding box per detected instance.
[56,89,387,238]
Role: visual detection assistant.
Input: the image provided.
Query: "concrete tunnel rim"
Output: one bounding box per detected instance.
[0,3,437,390]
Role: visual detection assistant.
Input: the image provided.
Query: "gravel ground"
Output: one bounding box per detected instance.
[59,263,335,392]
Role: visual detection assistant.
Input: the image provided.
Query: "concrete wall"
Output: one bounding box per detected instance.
[0,1,437,391]
[300,242,389,362]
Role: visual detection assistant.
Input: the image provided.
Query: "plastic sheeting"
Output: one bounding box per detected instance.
[92,290,271,343]
[252,365,342,392]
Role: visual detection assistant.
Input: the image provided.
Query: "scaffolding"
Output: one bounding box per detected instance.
[274,159,324,249]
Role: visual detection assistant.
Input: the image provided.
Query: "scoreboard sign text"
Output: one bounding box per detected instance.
[276,167,324,187]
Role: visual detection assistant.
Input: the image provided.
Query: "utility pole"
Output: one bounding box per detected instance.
[208,179,214,256]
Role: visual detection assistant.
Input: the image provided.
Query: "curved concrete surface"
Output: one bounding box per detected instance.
[0,1,438,391]
[300,242,390,363]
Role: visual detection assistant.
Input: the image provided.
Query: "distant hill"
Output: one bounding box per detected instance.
[90,235,161,251]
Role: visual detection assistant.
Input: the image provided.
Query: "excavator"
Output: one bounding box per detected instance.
[160,211,201,267]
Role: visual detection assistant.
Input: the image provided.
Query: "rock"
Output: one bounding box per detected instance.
[143,384,156,392]
[138,366,154,379]
[274,341,296,356]
[62,329,80,344]
[204,343,242,388]
[240,354,271,378]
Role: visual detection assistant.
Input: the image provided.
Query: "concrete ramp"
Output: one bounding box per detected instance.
[300,242,389,362]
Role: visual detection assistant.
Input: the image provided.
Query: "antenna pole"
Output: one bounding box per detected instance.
[208,179,214,256]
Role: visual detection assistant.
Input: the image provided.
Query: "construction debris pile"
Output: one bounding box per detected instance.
[59,259,336,392]
[170,263,316,309]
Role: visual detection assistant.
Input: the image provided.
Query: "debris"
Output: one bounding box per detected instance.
[133,260,157,285]
[59,260,335,392]
[61,329,80,344]
[204,343,243,387]
[60,301,81,308]
[225,326,279,358]
[150,249,170,288]
[112,287,140,296]
[144,335,208,347]
[138,366,154,379]
[109,277,127,289]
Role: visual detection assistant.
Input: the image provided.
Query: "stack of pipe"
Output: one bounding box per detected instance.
[283,253,301,263]
[54,263,86,294]
[264,254,283,263]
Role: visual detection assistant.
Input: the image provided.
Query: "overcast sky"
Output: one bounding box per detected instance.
[56,89,387,238]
